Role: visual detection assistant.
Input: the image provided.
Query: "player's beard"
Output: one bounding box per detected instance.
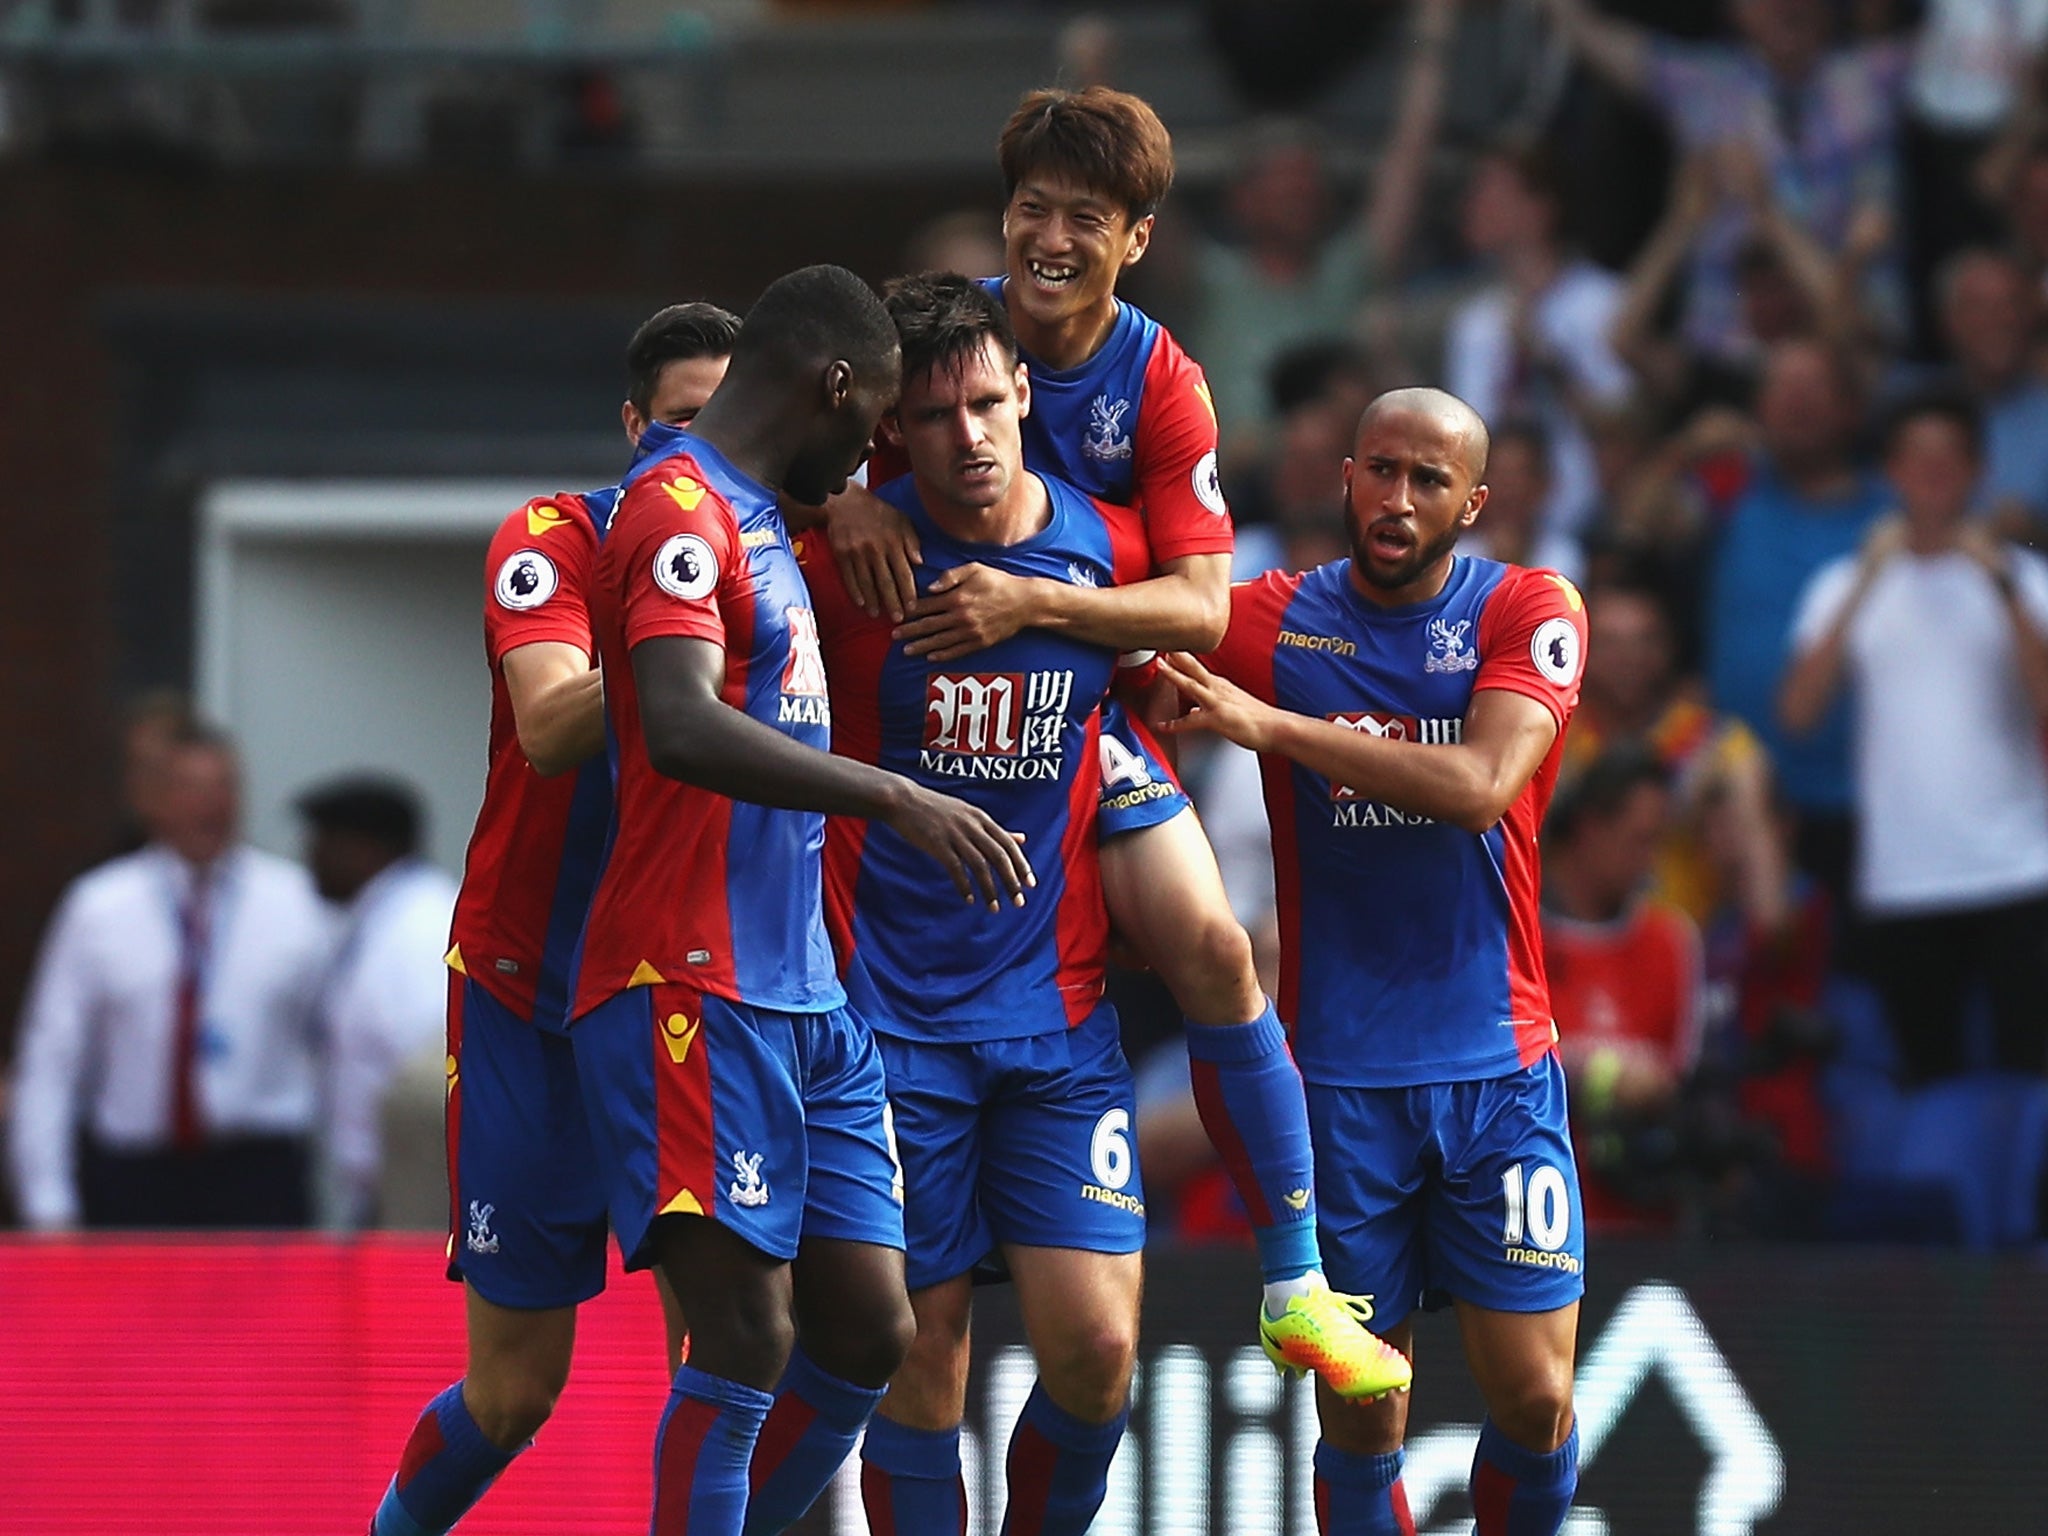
[1348,501,1466,592]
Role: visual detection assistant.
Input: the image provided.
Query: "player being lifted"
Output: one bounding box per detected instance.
[573,265,1035,1536]
[1163,388,1587,1536]
[800,274,1152,1535]
[824,85,1407,1394]
[370,302,738,1536]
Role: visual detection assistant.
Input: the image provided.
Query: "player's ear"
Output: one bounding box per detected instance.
[1014,362,1031,419]
[878,410,905,449]
[1121,213,1155,269]
[823,359,853,411]
[1341,456,1355,497]
[621,398,646,447]
[1461,484,1489,527]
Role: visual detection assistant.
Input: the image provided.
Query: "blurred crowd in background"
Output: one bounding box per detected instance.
[8,0,2048,1253]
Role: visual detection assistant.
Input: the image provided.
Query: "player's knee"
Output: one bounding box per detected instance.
[465,1370,565,1449]
[1038,1313,1138,1422]
[813,1289,916,1391]
[1168,915,1259,1024]
[1490,1368,1575,1453]
[1316,1386,1409,1457]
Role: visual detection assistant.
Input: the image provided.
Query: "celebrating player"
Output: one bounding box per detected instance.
[825,85,1404,1393]
[572,265,1035,1536]
[1162,388,1588,1536]
[800,274,1150,1535]
[370,301,739,1536]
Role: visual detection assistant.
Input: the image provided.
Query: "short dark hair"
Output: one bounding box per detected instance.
[881,272,1019,390]
[1547,743,1669,845]
[1880,386,1985,463]
[732,264,899,385]
[998,86,1176,223]
[626,301,741,415]
[296,775,421,856]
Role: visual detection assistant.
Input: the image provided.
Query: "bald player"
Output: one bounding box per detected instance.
[1162,389,1589,1536]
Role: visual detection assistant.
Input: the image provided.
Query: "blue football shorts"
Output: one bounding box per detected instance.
[878,1002,1146,1292]
[445,973,610,1310]
[1096,698,1191,839]
[1307,1054,1586,1326]
[570,982,905,1270]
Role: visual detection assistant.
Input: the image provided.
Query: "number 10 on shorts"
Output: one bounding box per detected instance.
[1501,1162,1570,1252]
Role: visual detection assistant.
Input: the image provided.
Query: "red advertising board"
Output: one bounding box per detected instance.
[0,1235,672,1533]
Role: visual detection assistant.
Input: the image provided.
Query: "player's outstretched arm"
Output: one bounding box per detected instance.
[1161,653,1558,833]
[633,635,1034,909]
[501,641,606,776]
[899,552,1231,663]
[821,481,923,623]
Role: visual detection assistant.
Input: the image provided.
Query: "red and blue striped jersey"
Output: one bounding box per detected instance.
[868,284,1234,566]
[574,433,844,1018]
[1209,555,1589,1087]
[801,471,1153,1042]
[448,488,620,1029]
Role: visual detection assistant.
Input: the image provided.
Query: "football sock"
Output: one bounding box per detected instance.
[1312,1442,1414,1536]
[652,1365,776,1536]
[1184,1002,1323,1287]
[998,1380,1129,1536]
[741,1346,886,1535]
[370,1381,521,1536]
[1471,1418,1579,1536]
[860,1416,968,1536]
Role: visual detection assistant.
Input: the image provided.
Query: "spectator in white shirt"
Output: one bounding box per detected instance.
[9,725,331,1229]
[1780,391,2048,1082]
[296,776,458,1230]
[1446,143,1634,546]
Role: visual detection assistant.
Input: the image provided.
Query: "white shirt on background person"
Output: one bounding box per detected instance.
[1791,543,2048,913]
[7,843,332,1229]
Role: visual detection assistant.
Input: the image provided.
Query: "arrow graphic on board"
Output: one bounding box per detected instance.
[1399,1282,1785,1536]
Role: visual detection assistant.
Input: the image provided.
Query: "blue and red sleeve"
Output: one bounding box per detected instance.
[1473,568,1589,729]
[483,496,597,664]
[614,467,743,653]
[1205,571,1300,706]
[1134,333,1235,566]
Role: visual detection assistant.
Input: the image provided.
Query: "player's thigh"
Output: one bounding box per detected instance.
[1314,1317,1416,1457]
[1304,1081,1430,1328]
[1425,1058,1587,1323]
[449,977,609,1311]
[789,1233,914,1388]
[1452,1297,1579,1450]
[862,1030,991,1293]
[1098,806,1236,956]
[464,1284,578,1422]
[977,1009,1147,1266]
[569,984,811,1272]
[1004,1242,1144,1413]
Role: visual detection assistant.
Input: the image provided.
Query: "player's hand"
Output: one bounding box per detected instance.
[896,565,1040,661]
[885,784,1037,912]
[828,484,923,622]
[1158,651,1281,752]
